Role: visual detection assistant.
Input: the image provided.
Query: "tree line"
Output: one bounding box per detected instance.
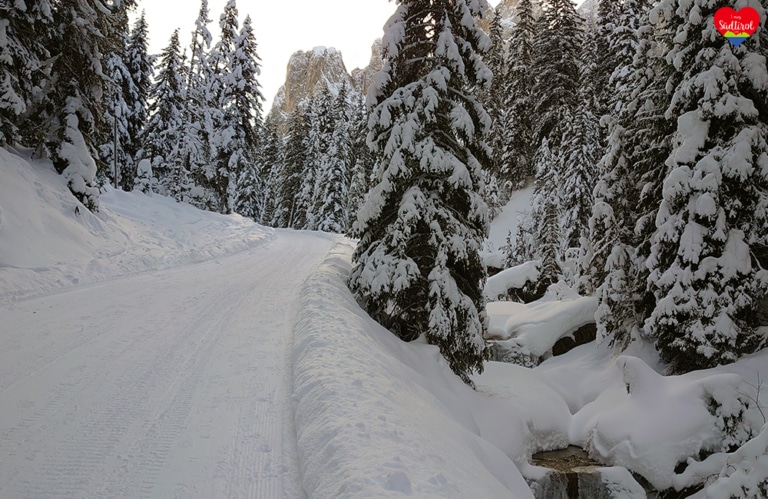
[2,0,767,381]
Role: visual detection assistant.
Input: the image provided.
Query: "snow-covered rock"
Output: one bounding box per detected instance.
[486,297,598,360]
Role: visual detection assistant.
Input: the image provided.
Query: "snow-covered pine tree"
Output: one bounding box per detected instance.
[139,29,189,200]
[559,63,599,253]
[122,11,154,190]
[42,0,124,210]
[0,0,53,145]
[346,97,373,228]
[500,0,537,191]
[588,118,641,347]
[645,0,768,373]
[583,0,649,347]
[272,102,310,228]
[134,158,156,194]
[631,0,678,262]
[531,0,583,150]
[592,0,622,119]
[481,8,507,216]
[98,0,137,189]
[228,14,265,218]
[529,138,561,285]
[529,0,584,266]
[259,116,283,226]
[348,0,493,384]
[206,0,241,213]
[316,84,351,233]
[297,86,337,230]
[181,0,217,209]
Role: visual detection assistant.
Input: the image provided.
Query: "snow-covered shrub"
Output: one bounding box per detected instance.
[489,340,538,368]
[673,423,768,498]
[578,356,756,491]
[484,260,543,302]
[134,159,156,195]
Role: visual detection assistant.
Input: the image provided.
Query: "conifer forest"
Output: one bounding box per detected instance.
[2,0,768,402]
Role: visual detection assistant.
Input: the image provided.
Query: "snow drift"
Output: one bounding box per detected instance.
[0,148,273,303]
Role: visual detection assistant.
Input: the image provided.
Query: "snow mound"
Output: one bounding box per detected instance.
[291,240,534,498]
[572,356,757,491]
[484,260,540,300]
[0,148,273,302]
[486,297,597,358]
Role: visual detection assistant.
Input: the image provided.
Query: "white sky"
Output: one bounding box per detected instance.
[135,0,395,108]
[135,0,584,109]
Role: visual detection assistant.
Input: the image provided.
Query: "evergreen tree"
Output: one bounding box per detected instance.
[42,0,125,211]
[588,118,641,347]
[316,85,351,233]
[587,0,673,348]
[583,0,645,271]
[645,0,768,373]
[559,45,599,252]
[182,0,217,209]
[528,138,561,285]
[272,102,310,228]
[500,0,537,190]
[227,14,265,217]
[592,0,622,118]
[349,0,493,384]
[0,0,53,145]
[139,29,189,200]
[122,12,154,190]
[296,87,336,230]
[481,8,507,215]
[259,116,284,225]
[207,0,241,213]
[531,0,583,149]
[134,158,156,194]
[629,0,680,337]
[99,1,137,188]
[346,98,373,228]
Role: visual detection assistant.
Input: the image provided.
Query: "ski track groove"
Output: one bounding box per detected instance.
[0,232,336,498]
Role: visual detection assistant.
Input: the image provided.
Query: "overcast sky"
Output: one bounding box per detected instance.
[134,0,583,109]
[135,0,395,108]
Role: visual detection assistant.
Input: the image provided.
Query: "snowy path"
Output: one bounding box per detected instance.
[0,231,336,498]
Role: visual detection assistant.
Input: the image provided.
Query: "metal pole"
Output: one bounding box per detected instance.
[114,100,119,190]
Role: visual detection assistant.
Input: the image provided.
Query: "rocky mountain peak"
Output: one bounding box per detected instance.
[268,42,382,132]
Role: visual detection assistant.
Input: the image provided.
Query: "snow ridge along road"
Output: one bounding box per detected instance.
[0,231,337,498]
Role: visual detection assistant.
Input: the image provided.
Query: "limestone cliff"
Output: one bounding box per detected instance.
[269,47,352,124]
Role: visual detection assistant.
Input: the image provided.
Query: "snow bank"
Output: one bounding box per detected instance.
[291,240,534,498]
[0,148,273,302]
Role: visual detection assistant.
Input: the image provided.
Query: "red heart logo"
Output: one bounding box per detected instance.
[714,7,760,47]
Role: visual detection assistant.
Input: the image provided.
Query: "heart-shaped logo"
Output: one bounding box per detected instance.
[714,7,760,47]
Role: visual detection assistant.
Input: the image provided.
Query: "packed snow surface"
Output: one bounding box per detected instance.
[2,149,768,497]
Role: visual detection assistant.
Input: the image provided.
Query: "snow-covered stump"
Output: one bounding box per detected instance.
[529,447,645,498]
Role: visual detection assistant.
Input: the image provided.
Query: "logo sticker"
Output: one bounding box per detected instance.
[714,7,760,47]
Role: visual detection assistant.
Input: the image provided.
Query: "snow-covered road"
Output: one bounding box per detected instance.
[0,231,336,498]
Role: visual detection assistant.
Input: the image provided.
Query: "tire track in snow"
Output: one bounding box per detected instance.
[0,231,336,498]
